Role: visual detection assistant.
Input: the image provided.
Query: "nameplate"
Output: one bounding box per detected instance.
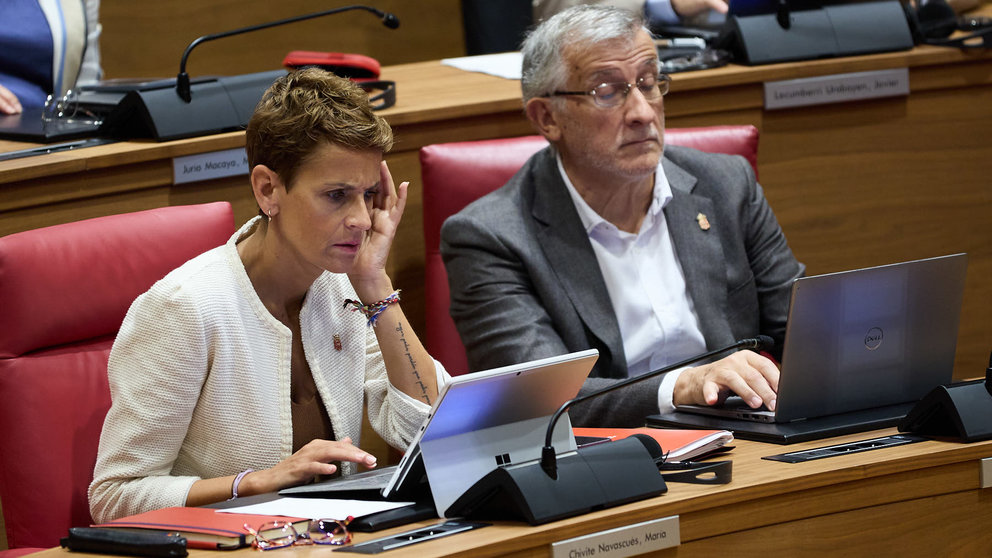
[764,68,909,110]
[550,516,680,558]
[173,148,249,185]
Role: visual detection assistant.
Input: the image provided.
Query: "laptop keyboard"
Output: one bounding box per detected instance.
[281,465,397,496]
[323,466,396,489]
[719,396,770,413]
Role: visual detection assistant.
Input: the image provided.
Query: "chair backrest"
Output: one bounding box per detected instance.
[421,125,759,374]
[0,202,235,551]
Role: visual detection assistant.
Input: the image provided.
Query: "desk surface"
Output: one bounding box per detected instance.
[24,428,992,557]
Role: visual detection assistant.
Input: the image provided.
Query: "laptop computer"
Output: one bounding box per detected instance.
[281,349,598,516]
[648,253,967,443]
[0,107,101,143]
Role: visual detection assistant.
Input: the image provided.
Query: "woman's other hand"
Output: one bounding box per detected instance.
[349,160,407,283]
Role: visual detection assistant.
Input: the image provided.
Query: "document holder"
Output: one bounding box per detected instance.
[717,0,915,65]
[898,372,992,442]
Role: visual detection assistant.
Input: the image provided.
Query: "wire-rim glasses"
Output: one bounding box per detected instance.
[41,89,103,131]
[243,516,354,550]
[545,74,671,108]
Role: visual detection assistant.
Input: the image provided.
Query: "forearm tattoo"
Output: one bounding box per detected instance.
[395,322,430,403]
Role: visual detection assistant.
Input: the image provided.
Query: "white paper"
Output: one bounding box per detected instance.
[441,52,522,80]
[219,497,411,520]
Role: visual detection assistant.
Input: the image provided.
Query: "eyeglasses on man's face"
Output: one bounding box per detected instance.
[243,517,353,550]
[545,73,671,108]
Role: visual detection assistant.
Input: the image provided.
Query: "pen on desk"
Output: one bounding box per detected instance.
[0,137,115,162]
[40,138,101,153]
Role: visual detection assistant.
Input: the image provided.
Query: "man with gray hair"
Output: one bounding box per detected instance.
[441,5,803,426]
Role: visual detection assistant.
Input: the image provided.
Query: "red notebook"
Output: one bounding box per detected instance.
[93,506,308,549]
[573,427,733,462]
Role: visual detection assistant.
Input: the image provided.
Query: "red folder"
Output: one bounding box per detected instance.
[93,506,308,549]
[573,427,733,462]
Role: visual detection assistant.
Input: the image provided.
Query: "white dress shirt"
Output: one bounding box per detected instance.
[557,155,707,412]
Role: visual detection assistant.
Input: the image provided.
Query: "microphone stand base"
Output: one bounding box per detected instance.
[446,437,667,525]
[717,0,914,65]
[898,380,992,442]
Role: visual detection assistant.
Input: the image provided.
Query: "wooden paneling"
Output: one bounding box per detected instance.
[98,0,466,80]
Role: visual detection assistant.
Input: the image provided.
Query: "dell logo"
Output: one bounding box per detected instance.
[864,327,883,350]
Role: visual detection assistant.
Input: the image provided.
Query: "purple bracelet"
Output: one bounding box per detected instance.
[229,468,254,500]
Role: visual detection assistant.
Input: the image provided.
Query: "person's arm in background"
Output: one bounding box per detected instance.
[647,0,728,25]
[534,0,648,23]
[78,0,103,85]
[533,0,729,28]
[0,85,22,114]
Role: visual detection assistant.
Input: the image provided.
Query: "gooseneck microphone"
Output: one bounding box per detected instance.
[176,6,400,102]
[539,335,774,480]
[447,336,775,524]
[776,0,791,30]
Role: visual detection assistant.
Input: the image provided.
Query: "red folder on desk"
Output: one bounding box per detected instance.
[573,427,733,462]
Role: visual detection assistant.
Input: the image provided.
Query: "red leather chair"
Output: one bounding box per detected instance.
[0,202,235,555]
[421,125,760,374]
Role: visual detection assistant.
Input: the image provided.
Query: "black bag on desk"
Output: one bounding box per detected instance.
[61,527,188,558]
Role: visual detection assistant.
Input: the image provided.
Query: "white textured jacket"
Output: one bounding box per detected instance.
[89,219,445,522]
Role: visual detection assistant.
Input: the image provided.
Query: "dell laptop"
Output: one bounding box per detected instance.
[649,253,967,443]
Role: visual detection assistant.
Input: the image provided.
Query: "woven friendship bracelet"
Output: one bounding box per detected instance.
[343,290,401,327]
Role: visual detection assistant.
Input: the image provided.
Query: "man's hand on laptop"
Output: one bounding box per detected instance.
[673,351,779,411]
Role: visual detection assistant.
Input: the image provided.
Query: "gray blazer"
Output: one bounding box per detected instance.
[441,145,804,426]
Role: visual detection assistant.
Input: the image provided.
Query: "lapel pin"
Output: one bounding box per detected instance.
[696,212,711,231]
[333,334,343,351]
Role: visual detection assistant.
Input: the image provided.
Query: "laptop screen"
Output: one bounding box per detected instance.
[773,253,967,422]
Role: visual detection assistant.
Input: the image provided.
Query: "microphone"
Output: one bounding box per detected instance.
[447,336,774,525]
[176,6,400,102]
[776,0,791,30]
[381,12,400,29]
[540,335,774,479]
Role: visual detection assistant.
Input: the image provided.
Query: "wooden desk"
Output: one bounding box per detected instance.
[24,429,992,557]
[1,42,990,380]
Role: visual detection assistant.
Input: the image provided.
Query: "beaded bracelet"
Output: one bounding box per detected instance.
[343,290,401,327]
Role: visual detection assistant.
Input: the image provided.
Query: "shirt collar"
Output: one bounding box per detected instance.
[556,151,673,236]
